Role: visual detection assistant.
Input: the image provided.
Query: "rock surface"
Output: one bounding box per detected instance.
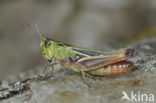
[1,39,156,103]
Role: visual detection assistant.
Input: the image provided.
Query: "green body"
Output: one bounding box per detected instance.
[40,37,120,61]
[40,38,76,60]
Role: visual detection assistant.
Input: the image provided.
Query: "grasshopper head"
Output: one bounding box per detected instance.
[35,23,76,61]
[40,37,54,62]
[40,37,77,61]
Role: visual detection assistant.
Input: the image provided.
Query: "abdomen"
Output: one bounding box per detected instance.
[88,62,137,76]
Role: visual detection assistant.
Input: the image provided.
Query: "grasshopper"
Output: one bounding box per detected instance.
[35,24,137,84]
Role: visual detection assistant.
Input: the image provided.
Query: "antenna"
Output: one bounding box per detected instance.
[34,23,43,38]
[26,22,45,40]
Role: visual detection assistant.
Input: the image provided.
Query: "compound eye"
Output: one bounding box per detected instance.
[45,40,51,48]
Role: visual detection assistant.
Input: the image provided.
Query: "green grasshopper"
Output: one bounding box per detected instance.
[35,24,137,84]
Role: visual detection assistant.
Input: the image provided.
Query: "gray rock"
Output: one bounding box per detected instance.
[1,39,156,103]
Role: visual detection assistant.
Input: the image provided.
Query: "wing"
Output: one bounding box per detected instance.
[71,46,134,58]
[70,47,134,71]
